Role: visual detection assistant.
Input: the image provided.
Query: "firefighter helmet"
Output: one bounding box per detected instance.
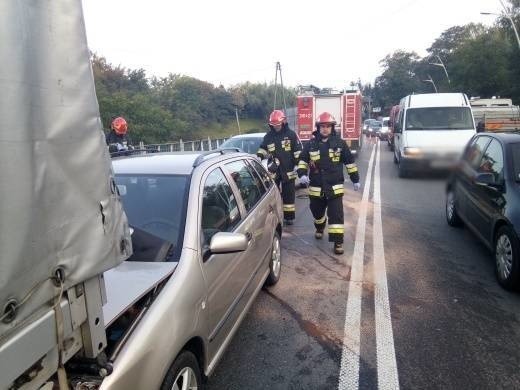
[268,110,286,126]
[316,112,336,126]
[112,117,128,135]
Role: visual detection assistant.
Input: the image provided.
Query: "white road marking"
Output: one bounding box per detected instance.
[373,141,400,389]
[338,144,376,390]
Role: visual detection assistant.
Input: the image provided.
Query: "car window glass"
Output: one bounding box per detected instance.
[201,168,241,247]
[478,139,504,181]
[249,159,273,190]
[405,107,473,130]
[464,136,490,169]
[225,160,263,212]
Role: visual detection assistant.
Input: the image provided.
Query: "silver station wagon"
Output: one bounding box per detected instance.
[91,150,283,389]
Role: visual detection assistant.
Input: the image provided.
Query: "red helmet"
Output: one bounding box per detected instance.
[268,110,286,126]
[316,112,336,126]
[112,117,128,135]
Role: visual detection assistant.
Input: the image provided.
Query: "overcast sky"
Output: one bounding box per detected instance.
[82,0,503,89]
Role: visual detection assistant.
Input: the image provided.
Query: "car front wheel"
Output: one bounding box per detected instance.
[161,351,203,390]
[495,226,520,290]
[446,189,463,227]
[264,232,282,286]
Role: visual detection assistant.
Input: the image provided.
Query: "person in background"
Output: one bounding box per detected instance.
[257,110,302,225]
[297,112,360,254]
[106,116,133,154]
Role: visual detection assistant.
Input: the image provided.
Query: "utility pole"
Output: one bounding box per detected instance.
[428,54,450,84]
[273,61,286,112]
[235,107,241,135]
[422,74,438,93]
[481,1,520,50]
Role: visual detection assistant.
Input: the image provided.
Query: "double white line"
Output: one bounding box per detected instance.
[338,142,399,390]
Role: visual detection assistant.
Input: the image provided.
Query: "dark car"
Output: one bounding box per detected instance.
[368,121,382,137]
[219,133,265,154]
[446,132,520,289]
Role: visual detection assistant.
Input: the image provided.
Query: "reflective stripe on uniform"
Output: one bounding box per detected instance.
[283,204,295,212]
[298,161,308,170]
[315,215,326,225]
[332,183,344,195]
[267,143,276,152]
[294,150,301,159]
[257,148,268,157]
[308,186,321,197]
[346,163,358,174]
[328,224,344,234]
[310,151,320,161]
[287,171,297,180]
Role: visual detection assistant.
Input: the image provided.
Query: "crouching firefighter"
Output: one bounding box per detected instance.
[297,112,361,254]
[257,109,302,225]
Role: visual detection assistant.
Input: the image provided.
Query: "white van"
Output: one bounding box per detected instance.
[392,93,476,177]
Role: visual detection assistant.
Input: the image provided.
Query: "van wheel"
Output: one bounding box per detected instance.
[397,157,407,178]
[264,232,282,287]
[495,226,520,290]
[161,351,203,390]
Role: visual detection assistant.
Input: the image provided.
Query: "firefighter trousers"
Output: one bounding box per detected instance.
[309,195,344,243]
[276,178,296,221]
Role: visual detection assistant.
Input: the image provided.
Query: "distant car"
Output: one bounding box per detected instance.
[368,121,382,137]
[363,119,378,135]
[100,150,283,389]
[378,117,390,140]
[446,132,520,290]
[219,132,266,154]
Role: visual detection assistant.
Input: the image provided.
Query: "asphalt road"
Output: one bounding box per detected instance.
[206,138,520,390]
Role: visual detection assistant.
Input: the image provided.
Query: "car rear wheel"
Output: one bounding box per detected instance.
[264,232,281,286]
[495,226,520,290]
[161,351,203,390]
[446,189,463,227]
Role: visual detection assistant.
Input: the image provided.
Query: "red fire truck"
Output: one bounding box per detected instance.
[296,87,363,156]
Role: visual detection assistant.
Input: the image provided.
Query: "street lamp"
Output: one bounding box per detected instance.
[422,74,438,93]
[428,54,450,84]
[481,0,520,50]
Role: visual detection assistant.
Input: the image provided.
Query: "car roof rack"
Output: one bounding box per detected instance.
[192,148,241,167]
[109,148,160,159]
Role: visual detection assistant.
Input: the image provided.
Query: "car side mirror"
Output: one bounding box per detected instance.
[394,123,402,133]
[475,172,502,188]
[209,232,248,254]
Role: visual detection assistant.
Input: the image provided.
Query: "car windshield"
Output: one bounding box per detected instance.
[405,107,474,130]
[220,137,263,154]
[383,119,389,126]
[512,143,520,182]
[371,122,382,129]
[115,174,189,262]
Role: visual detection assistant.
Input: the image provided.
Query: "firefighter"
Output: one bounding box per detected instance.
[297,112,361,254]
[257,109,302,225]
[106,116,133,154]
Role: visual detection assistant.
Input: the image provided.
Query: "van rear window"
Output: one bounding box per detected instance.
[405,107,473,130]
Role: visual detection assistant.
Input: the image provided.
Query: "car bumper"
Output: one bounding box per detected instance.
[400,155,459,172]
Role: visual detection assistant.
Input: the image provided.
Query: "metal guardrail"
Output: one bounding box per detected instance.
[138,136,229,153]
